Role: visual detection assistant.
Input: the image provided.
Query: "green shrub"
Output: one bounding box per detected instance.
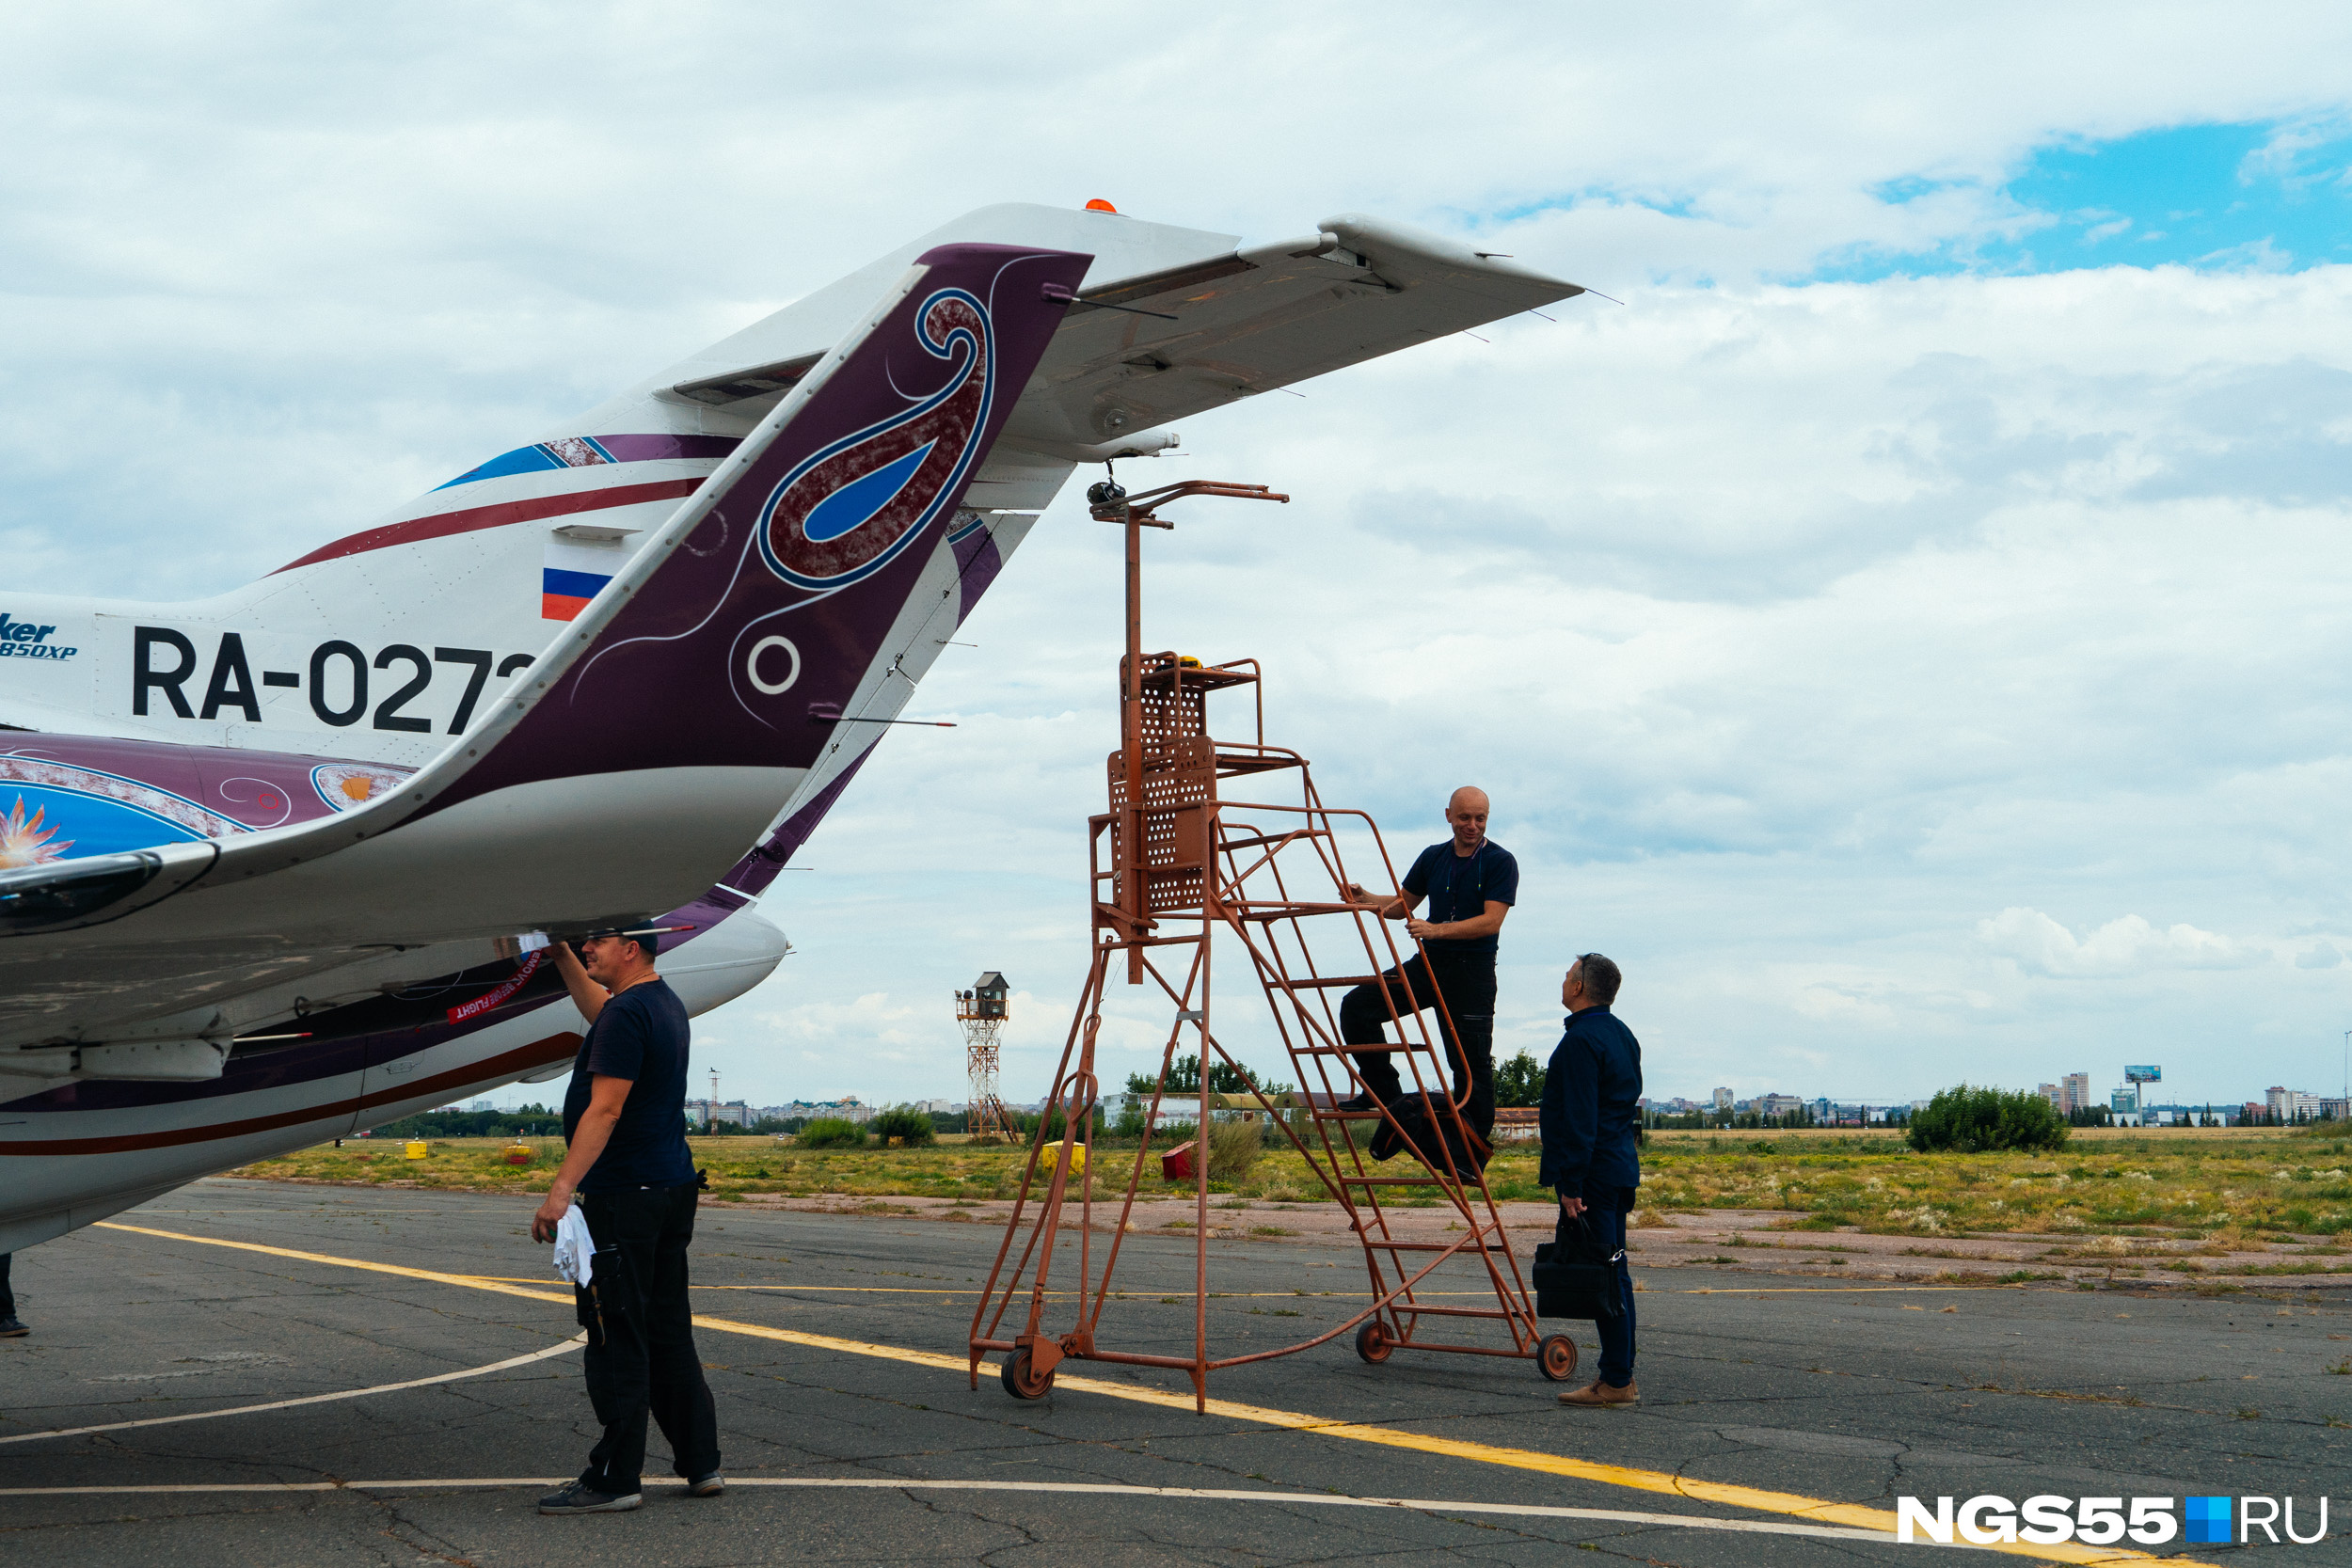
[1906,1085,2069,1154]
[1207,1115,1263,1180]
[870,1106,936,1146]
[797,1117,866,1149]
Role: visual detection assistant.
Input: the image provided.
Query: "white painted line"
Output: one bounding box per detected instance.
[0,1474,1900,1543]
[0,1333,585,1446]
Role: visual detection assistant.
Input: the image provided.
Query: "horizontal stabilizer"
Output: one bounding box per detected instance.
[1002,213,1582,451]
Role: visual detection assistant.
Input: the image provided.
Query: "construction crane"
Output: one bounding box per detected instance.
[958,974,1015,1143]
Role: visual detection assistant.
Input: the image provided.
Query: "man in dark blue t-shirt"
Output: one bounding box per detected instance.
[530,927,720,1515]
[1340,785,1518,1156]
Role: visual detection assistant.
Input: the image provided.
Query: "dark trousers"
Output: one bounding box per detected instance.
[1340,952,1497,1139]
[575,1181,720,1495]
[0,1253,12,1319]
[1556,1183,1638,1386]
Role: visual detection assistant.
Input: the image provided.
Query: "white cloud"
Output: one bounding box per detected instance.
[1790,986,1899,1029]
[1976,908,2255,977]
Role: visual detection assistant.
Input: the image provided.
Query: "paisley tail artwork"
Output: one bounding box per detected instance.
[422,242,1093,809]
[755,286,997,592]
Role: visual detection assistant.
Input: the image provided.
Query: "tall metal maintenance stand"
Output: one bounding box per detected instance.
[959,973,1015,1144]
[967,478,1575,1411]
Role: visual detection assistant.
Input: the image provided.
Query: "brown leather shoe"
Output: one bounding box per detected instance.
[1557,1377,1638,1407]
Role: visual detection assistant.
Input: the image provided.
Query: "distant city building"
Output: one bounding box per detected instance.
[468,1099,496,1112]
[2267,1086,2327,1122]
[2037,1082,2061,1110]
[1758,1093,1804,1117]
[763,1097,877,1124]
[2062,1072,2090,1114]
[2111,1085,2138,1113]
[1712,1087,1734,1111]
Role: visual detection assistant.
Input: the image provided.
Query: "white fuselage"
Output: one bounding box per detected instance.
[0,906,786,1255]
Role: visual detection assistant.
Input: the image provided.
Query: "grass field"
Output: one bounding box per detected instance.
[230,1123,2352,1248]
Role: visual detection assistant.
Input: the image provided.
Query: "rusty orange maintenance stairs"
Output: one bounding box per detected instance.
[967,479,1576,1409]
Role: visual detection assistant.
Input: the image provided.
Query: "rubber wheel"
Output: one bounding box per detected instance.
[1537,1333,1580,1382]
[1355,1319,1393,1365]
[1000,1347,1056,1401]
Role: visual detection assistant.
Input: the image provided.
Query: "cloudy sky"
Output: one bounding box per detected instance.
[9,3,2352,1113]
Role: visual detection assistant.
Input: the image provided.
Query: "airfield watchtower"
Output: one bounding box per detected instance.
[958,974,1014,1143]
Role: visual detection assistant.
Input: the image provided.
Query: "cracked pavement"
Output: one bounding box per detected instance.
[1,1178,2347,1564]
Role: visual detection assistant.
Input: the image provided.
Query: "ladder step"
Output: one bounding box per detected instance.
[1214,752,1303,774]
[1357,1240,1491,1252]
[1385,1303,1521,1319]
[1289,1045,1448,1061]
[1337,1174,1451,1186]
[1216,828,1327,853]
[1269,975,1387,990]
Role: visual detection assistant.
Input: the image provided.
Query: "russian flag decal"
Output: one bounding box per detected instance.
[541,539,619,621]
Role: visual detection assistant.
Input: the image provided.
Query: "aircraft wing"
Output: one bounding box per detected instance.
[625,205,1585,512]
[999,214,1583,452]
[0,242,1093,1056]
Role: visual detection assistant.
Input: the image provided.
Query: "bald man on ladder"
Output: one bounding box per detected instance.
[1341,785,1518,1167]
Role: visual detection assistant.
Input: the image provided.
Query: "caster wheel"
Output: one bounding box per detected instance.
[1537,1333,1580,1382]
[1355,1319,1393,1365]
[1000,1347,1056,1401]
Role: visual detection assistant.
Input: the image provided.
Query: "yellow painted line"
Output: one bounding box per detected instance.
[97,1224,578,1304]
[90,1222,2153,1563]
[403,1275,2042,1299]
[1679,1285,2032,1294]
[443,1278,1502,1297]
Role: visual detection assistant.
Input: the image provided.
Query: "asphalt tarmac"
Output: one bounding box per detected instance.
[3,1179,2348,1565]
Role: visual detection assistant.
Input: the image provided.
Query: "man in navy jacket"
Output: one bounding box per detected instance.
[1539,953,1643,1406]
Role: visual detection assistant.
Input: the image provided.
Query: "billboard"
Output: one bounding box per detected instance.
[2124,1065,2161,1084]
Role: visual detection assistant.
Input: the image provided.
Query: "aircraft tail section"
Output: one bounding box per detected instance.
[2,242,1089,965]
[428,242,1086,808]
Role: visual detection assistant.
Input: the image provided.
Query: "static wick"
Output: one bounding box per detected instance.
[1041,282,1178,322]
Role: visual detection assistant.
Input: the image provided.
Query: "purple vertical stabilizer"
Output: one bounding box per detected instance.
[428,244,1089,811]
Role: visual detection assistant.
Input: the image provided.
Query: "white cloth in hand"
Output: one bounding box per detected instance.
[551,1205,596,1288]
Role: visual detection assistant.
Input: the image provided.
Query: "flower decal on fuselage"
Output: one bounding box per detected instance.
[755,288,993,591]
[0,796,71,867]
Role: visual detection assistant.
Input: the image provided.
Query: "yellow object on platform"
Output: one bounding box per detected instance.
[404,1141,428,1160]
[1040,1143,1089,1174]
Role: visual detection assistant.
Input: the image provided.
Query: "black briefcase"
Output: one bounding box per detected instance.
[1532,1216,1624,1320]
